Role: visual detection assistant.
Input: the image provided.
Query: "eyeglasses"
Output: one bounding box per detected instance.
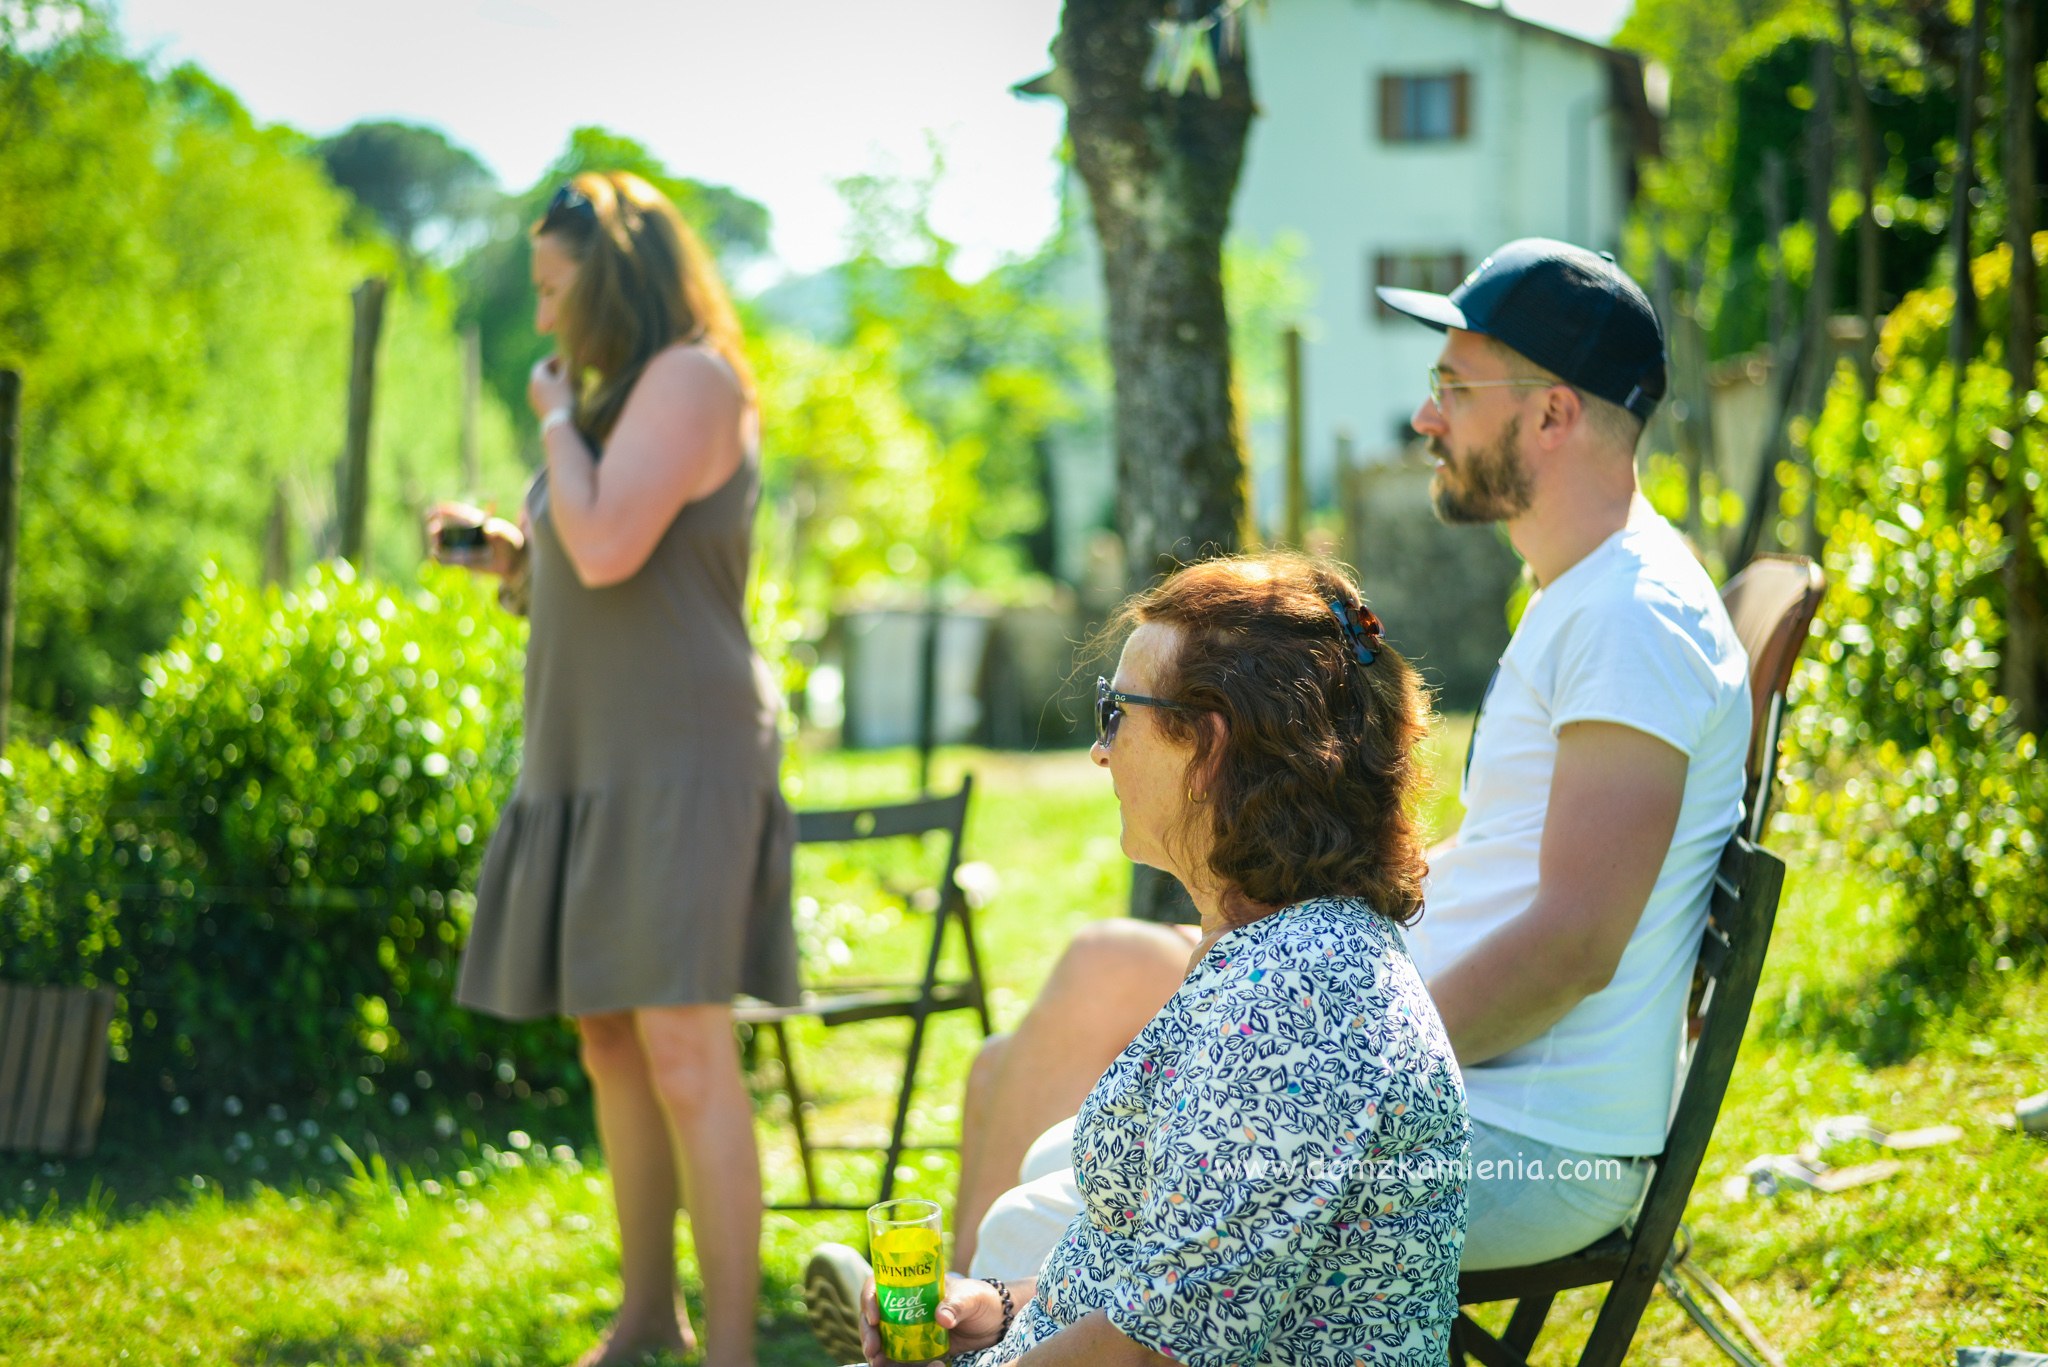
[542,183,598,234]
[1427,365,1557,410]
[1095,676,1187,748]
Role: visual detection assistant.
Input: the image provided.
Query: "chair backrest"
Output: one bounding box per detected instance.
[1677,550,1823,1045]
[1585,833,1786,1363]
[795,778,973,850]
[1575,557,1822,1361]
[792,777,976,980]
[1719,553,1825,837]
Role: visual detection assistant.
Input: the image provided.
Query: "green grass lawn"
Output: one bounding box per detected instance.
[4,727,2045,1365]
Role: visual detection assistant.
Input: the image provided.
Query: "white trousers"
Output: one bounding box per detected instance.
[964,1114,1650,1280]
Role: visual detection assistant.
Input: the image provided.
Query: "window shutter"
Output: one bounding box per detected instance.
[1379,75,1402,142]
[1451,70,1471,139]
[1372,253,1394,319]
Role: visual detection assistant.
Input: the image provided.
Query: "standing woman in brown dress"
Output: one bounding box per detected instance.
[428,171,798,1367]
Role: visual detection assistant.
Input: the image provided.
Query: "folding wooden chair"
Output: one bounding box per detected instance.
[1450,554,1825,1367]
[737,777,993,1212]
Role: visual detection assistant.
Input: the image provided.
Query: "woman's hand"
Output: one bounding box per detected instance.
[423,500,524,577]
[859,1272,1011,1366]
[528,355,574,420]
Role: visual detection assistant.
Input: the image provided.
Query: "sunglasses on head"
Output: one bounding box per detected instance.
[1095,676,1187,748]
[542,183,598,234]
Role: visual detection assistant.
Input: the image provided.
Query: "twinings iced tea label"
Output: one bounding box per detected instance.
[871,1226,948,1361]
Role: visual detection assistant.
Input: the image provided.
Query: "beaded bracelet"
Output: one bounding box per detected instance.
[983,1276,1016,1338]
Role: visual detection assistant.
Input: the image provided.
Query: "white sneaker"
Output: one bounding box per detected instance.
[804,1241,873,1364]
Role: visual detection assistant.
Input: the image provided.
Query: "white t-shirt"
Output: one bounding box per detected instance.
[1403,503,1750,1157]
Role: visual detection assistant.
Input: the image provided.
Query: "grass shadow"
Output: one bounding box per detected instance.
[0,1085,601,1221]
[1755,940,2038,1068]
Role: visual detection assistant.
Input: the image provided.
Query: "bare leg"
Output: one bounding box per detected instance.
[573,1011,696,1366]
[950,1031,1017,1271]
[951,918,1201,1271]
[640,1003,761,1367]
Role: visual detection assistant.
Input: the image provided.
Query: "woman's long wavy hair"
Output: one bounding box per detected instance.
[533,171,753,443]
[1107,553,1435,928]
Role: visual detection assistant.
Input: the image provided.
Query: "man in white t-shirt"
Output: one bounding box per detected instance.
[1380,242,1747,1265]
[805,241,1750,1354]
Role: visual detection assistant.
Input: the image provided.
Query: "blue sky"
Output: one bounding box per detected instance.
[113,0,1632,280]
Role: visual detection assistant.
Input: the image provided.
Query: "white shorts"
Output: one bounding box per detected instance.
[965,1116,1081,1281]
[963,1114,1649,1280]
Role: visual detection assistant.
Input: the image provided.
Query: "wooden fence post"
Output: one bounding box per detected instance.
[1334,427,1358,566]
[0,369,20,752]
[461,324,482,495]
[1735,41,1837,569]
[1837,0,1881,396]
[1795,38,1839,558]
[263,480,292,586]
[1948,0,1985,410]
[2002,0,2045,731]
[338,277,389,565]
[1282,326,1304,548]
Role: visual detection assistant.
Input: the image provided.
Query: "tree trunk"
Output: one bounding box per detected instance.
[1836,0,1881,395]
[2002,0,2046,733]
[1056,0,1256,924]
[1057,0,1253,590]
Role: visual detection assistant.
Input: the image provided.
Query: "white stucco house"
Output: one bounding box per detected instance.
[1039,0,1664,577]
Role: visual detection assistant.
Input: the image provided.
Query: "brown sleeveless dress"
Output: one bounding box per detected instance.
[456,438,800,1020]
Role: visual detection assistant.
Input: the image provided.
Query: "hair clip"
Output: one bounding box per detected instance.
[1326,597,1383,667]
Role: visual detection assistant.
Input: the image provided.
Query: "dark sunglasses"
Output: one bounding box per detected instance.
[1095,676,1187,748]
[542,183,598,234]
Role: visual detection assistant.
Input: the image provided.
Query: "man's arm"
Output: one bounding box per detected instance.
[1428,720,1687,1066]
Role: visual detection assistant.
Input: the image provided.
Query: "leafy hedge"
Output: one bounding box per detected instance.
[0,562,584,1102]
[1780,236,2048,983]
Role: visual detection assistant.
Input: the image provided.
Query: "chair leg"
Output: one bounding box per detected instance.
[1453,1311,1532,1367]
[1575,1263,1662,1367]
[1661,1242,1786,1367]
[953,898,994,1035]
[1502,1294,1553,1356]
[878,1007,933,1205]
[770,1021,822,1208]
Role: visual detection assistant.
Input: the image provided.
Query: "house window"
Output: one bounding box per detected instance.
[1372,252,1468,320]
[1378,72,1470,143]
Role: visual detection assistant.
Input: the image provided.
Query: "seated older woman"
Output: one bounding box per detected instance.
[849,553,1468,1367]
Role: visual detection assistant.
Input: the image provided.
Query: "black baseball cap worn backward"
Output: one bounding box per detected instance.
[1377,238,1667,421]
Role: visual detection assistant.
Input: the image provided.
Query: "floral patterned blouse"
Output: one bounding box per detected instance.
[957,899,1468,1367]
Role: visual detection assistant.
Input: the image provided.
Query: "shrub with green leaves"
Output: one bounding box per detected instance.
[1,562,585,1101]
[1784,505,2044,973]
[1780,236,2048,979]
[0,733,128,989]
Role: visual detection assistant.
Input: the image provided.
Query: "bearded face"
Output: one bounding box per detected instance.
[1429,414,1534,524]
